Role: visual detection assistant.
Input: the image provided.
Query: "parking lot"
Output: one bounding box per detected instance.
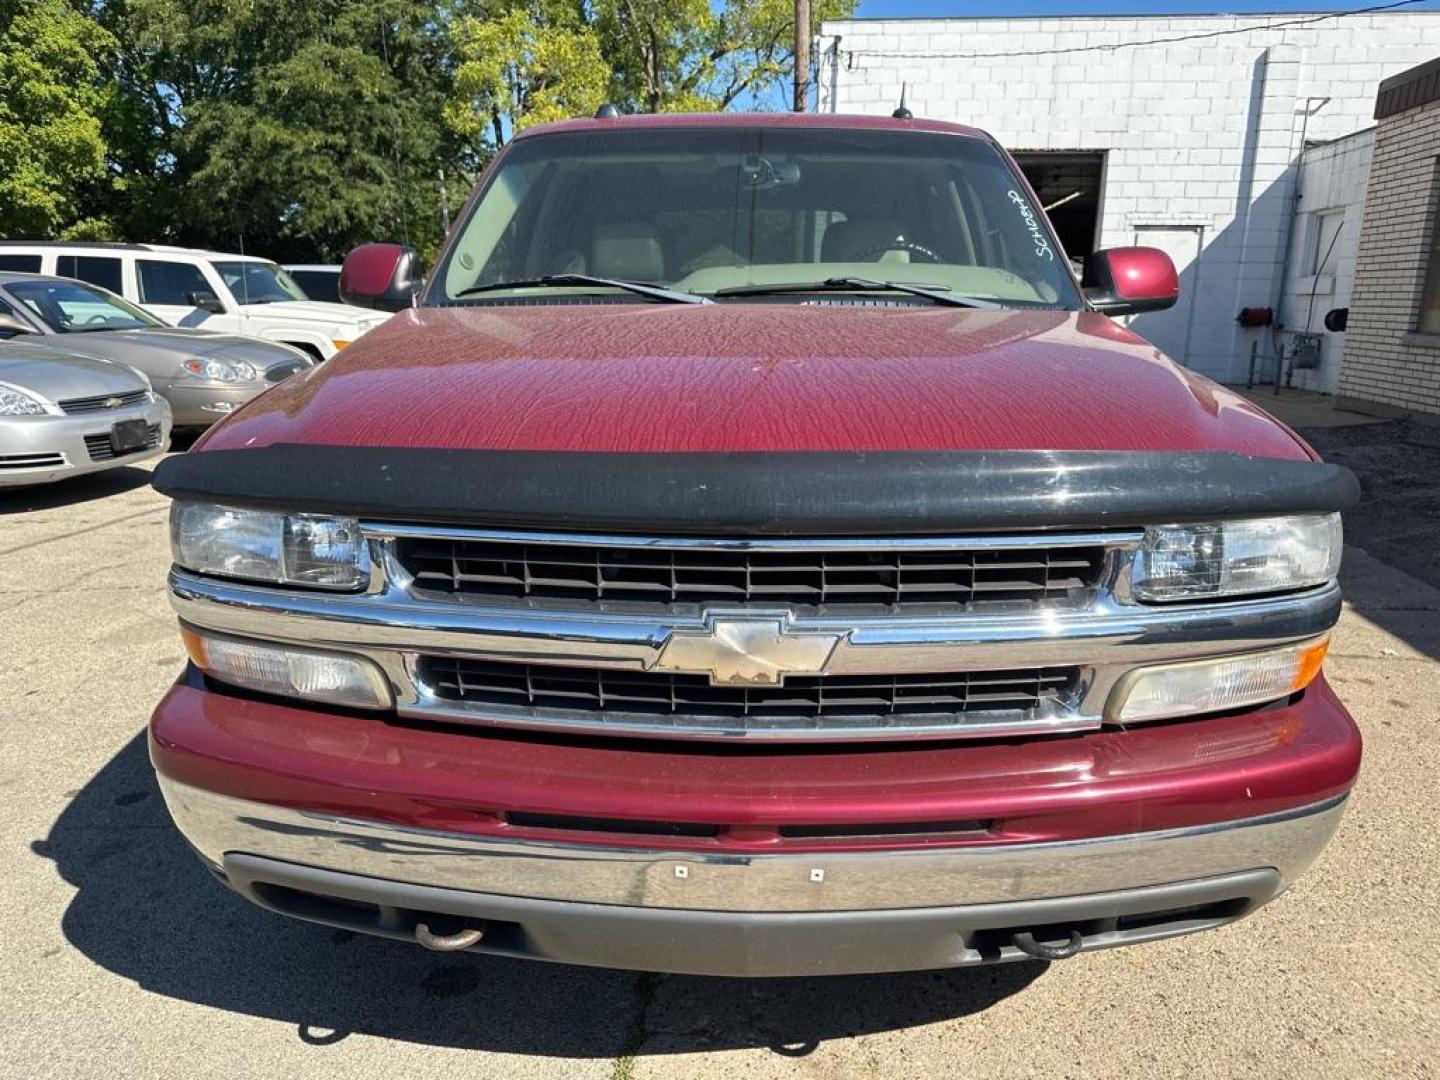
[2,427,1438,1080]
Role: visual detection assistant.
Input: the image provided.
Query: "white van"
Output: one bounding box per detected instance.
[0,243,390,361]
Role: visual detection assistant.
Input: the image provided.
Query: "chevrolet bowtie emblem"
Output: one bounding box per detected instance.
[653,615,845,686]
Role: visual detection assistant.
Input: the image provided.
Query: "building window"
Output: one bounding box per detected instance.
[1420,186,1440,335]
[1301,210,1344,277]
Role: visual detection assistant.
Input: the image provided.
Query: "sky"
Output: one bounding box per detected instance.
[850,0,1440,16]
[740,0,1440,108]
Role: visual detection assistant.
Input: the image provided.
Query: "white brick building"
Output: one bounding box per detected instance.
[1276,126,1374,392]
[818,11,1440,384]
[1340,58,1440,418]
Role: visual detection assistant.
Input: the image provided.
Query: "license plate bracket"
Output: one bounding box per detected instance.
[110,419,150,454]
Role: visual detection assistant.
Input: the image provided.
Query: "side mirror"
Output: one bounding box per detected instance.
[185,291,226,314]
[0,313,38,338]
[340,243,421,312]
[1082,247,1179,317]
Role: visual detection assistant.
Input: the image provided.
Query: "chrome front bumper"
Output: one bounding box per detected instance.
[160,778,1346,914]
[161,779,1347,974]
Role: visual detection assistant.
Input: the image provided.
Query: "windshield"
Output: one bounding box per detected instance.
[5,279,165,334]
[437,127,1079,307]
[212,261,307,304]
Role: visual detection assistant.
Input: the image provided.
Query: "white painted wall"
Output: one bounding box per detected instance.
[818,12,1440,383]
[1278,127,1374,392]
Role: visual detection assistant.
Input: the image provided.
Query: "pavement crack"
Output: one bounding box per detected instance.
[610,972,662,1080]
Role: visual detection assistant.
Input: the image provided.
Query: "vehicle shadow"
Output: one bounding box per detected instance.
[0,465,157,514]
[36,731,1045,1056]
[1304,420,1440,664]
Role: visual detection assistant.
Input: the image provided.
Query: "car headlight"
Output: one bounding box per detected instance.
[170,502,371,590]
[181,357,261,382]
[1132,514,1342,602]
[0,383,49,416]
[181,627,392,709]
[1107,636,1330,724]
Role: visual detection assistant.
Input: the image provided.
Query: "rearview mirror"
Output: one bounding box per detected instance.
[1082,247,1179,317]
[185,291,226,314]
[0,313,38,338]
[340,243,421,312]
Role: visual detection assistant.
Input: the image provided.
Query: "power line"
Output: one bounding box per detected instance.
[840,0,1424,63]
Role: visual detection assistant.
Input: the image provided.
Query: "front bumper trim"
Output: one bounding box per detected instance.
[159,777,1346,914]
[224,855,1283,976]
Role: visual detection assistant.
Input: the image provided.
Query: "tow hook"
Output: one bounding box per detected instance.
[1012,929,1084,961]
[414,921,486,952]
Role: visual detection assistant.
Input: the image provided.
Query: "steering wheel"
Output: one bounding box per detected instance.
[852,239,943,264]
[83,314,111,326]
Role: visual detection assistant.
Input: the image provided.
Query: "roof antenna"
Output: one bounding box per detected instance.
[892,84,912,120]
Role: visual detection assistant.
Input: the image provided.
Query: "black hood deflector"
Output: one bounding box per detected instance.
[151,446,1359,535]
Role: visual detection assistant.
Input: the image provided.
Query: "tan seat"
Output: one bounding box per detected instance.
[821,219,910,263]
[591,223,666,281]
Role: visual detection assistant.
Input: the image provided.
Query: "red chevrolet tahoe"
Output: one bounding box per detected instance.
[149,112,1361,976]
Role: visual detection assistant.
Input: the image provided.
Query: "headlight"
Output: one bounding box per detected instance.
[1107,636,1329,724]
[181,627,392,709]
[170,502,370,590]
[181,357,261,382]
[1132,514,1342,602]
[0,383,49,416]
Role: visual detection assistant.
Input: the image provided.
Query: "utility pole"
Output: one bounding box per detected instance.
[793,0,811,112]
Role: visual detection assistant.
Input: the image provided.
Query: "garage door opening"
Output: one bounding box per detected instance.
[1013,152,1105,264]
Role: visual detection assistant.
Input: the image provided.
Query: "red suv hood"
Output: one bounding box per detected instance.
[199,304,1308,460]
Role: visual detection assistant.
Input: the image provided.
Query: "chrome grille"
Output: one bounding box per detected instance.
[397,535,1106,612]
[420,656,1078,733]
[84,424,163,461]
[58,389,150,415]
[171,522,1342,743]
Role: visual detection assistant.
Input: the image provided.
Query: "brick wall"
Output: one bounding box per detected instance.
[1339,97,1440,418]
[818,13,1440,383]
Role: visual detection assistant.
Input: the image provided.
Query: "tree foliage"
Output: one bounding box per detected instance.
[0,0,116,238]
[0,0,858,258]
[95,0,473,262]
[449,5,611,143]
[447,0,859,150]
[593,0,853,115]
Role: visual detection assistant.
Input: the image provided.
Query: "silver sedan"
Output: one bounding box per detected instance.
[0,340,171,487]
[0,272,314,429]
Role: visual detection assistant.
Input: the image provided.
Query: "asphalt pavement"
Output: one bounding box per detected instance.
[1,443,1436,1079]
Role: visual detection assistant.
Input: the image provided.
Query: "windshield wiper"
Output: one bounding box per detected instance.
[454,274,711,305]
[713,277,1000,309]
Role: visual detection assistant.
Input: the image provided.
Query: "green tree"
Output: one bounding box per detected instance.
[0,0,117,238]
[595,0,857,114]
[97,0,473,262]
[444,0,859,150]
[448,4,611,147]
